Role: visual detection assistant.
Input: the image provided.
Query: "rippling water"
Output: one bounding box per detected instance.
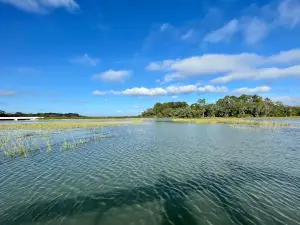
[0,122,300,225]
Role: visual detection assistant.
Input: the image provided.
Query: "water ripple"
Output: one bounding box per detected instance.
[0,124,300,224]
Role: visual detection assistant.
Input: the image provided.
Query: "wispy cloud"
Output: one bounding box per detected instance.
[242,17,269,44]
[181,29,195,40]
[204,19,239,43]
[203,0,300,44]
[92,90,108,95]
[0,0,79,14]
[146,48,300,83]
[278,0,300,27]
[0,90,37,97]
[160,23,171,32]
[0,89,15,96]
[233,86,271,95]
[70,54,99,66]
[17,67,39,74]
[93,69,131,82]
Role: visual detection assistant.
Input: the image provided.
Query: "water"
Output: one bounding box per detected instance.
[0,122,300,225]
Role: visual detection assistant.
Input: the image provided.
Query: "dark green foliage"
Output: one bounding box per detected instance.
[0,110,82,118]
[141,95,300,118]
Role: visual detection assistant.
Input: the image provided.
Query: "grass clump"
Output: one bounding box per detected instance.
[0,123,120,159]
[172,118,299,127]
[0,120,142,131]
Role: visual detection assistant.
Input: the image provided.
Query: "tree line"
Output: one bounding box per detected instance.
[140,95,300,118]
[0,110,82,118]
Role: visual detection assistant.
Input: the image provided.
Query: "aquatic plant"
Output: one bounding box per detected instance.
[0,120,141,131]
[172,118,299,128]
[0,120,130,159]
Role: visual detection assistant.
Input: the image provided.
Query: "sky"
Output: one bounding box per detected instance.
[0,0,300,116]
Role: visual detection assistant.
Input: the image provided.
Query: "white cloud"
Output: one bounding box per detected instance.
[0,0,79,13]
[204,19,239,43]
[70,54,99,66]
[243,18,269,44]
[146,60,175,71]
[171,96,178,99]
[233,86,271,95]
[92,84,229,97]
[0,89,15,96]
[92,90,107,95]
[198,85,228,93]
[146,48,300,83]
[93,69,131,82]
[166,85,198,94]
[170,54,260,75]
[267,49,300,64]
[181,29,194,40]
[202,0,300,45]
[162,73,184,83]
[278,0,300,27]
[271,96,300,105]
[122,87,167,96]
[212,65,300,83]
[117,110,122,113]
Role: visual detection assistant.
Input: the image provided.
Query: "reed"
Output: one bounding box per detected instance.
[0,120,141,131]
[172,118,299,127]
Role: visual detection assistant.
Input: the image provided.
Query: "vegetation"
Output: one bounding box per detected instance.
[0,120,142,130]
[141,95,300,118]
[0,128,111,158]
[0,110,142,120]
[0,110,82,118]
[172,118,298,127]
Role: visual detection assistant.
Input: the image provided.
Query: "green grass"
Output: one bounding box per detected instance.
[0,119,143,131]
[0,119,145,158]
[172,118,299,127]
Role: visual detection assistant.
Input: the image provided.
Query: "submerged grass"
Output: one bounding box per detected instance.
[0,119,144,159]
[172,118,299,127]
[0,120,142,131]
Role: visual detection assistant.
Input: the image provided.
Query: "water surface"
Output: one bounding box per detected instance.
[0,122,300,225]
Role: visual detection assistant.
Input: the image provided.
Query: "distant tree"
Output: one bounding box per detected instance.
[0,110,6,116]
[140,94,300,118]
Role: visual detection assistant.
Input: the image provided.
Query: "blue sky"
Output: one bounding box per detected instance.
[0,0,300,116]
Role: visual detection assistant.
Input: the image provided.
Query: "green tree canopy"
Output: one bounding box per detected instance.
[141,95,300,118]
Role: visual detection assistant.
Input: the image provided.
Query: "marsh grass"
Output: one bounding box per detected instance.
[0,124,118,158]
[172,118,299,127]
[0,119,144,158]
[0,120,142,131]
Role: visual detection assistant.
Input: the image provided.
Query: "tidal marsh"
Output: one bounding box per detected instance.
[0,119,142,131]
[0,119,143,159]
[172,117,300,127]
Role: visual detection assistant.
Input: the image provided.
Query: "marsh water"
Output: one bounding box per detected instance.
[0,121,300,225]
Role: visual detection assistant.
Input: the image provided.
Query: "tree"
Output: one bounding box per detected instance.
[140,95,300,118]
[0,110,6,116]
